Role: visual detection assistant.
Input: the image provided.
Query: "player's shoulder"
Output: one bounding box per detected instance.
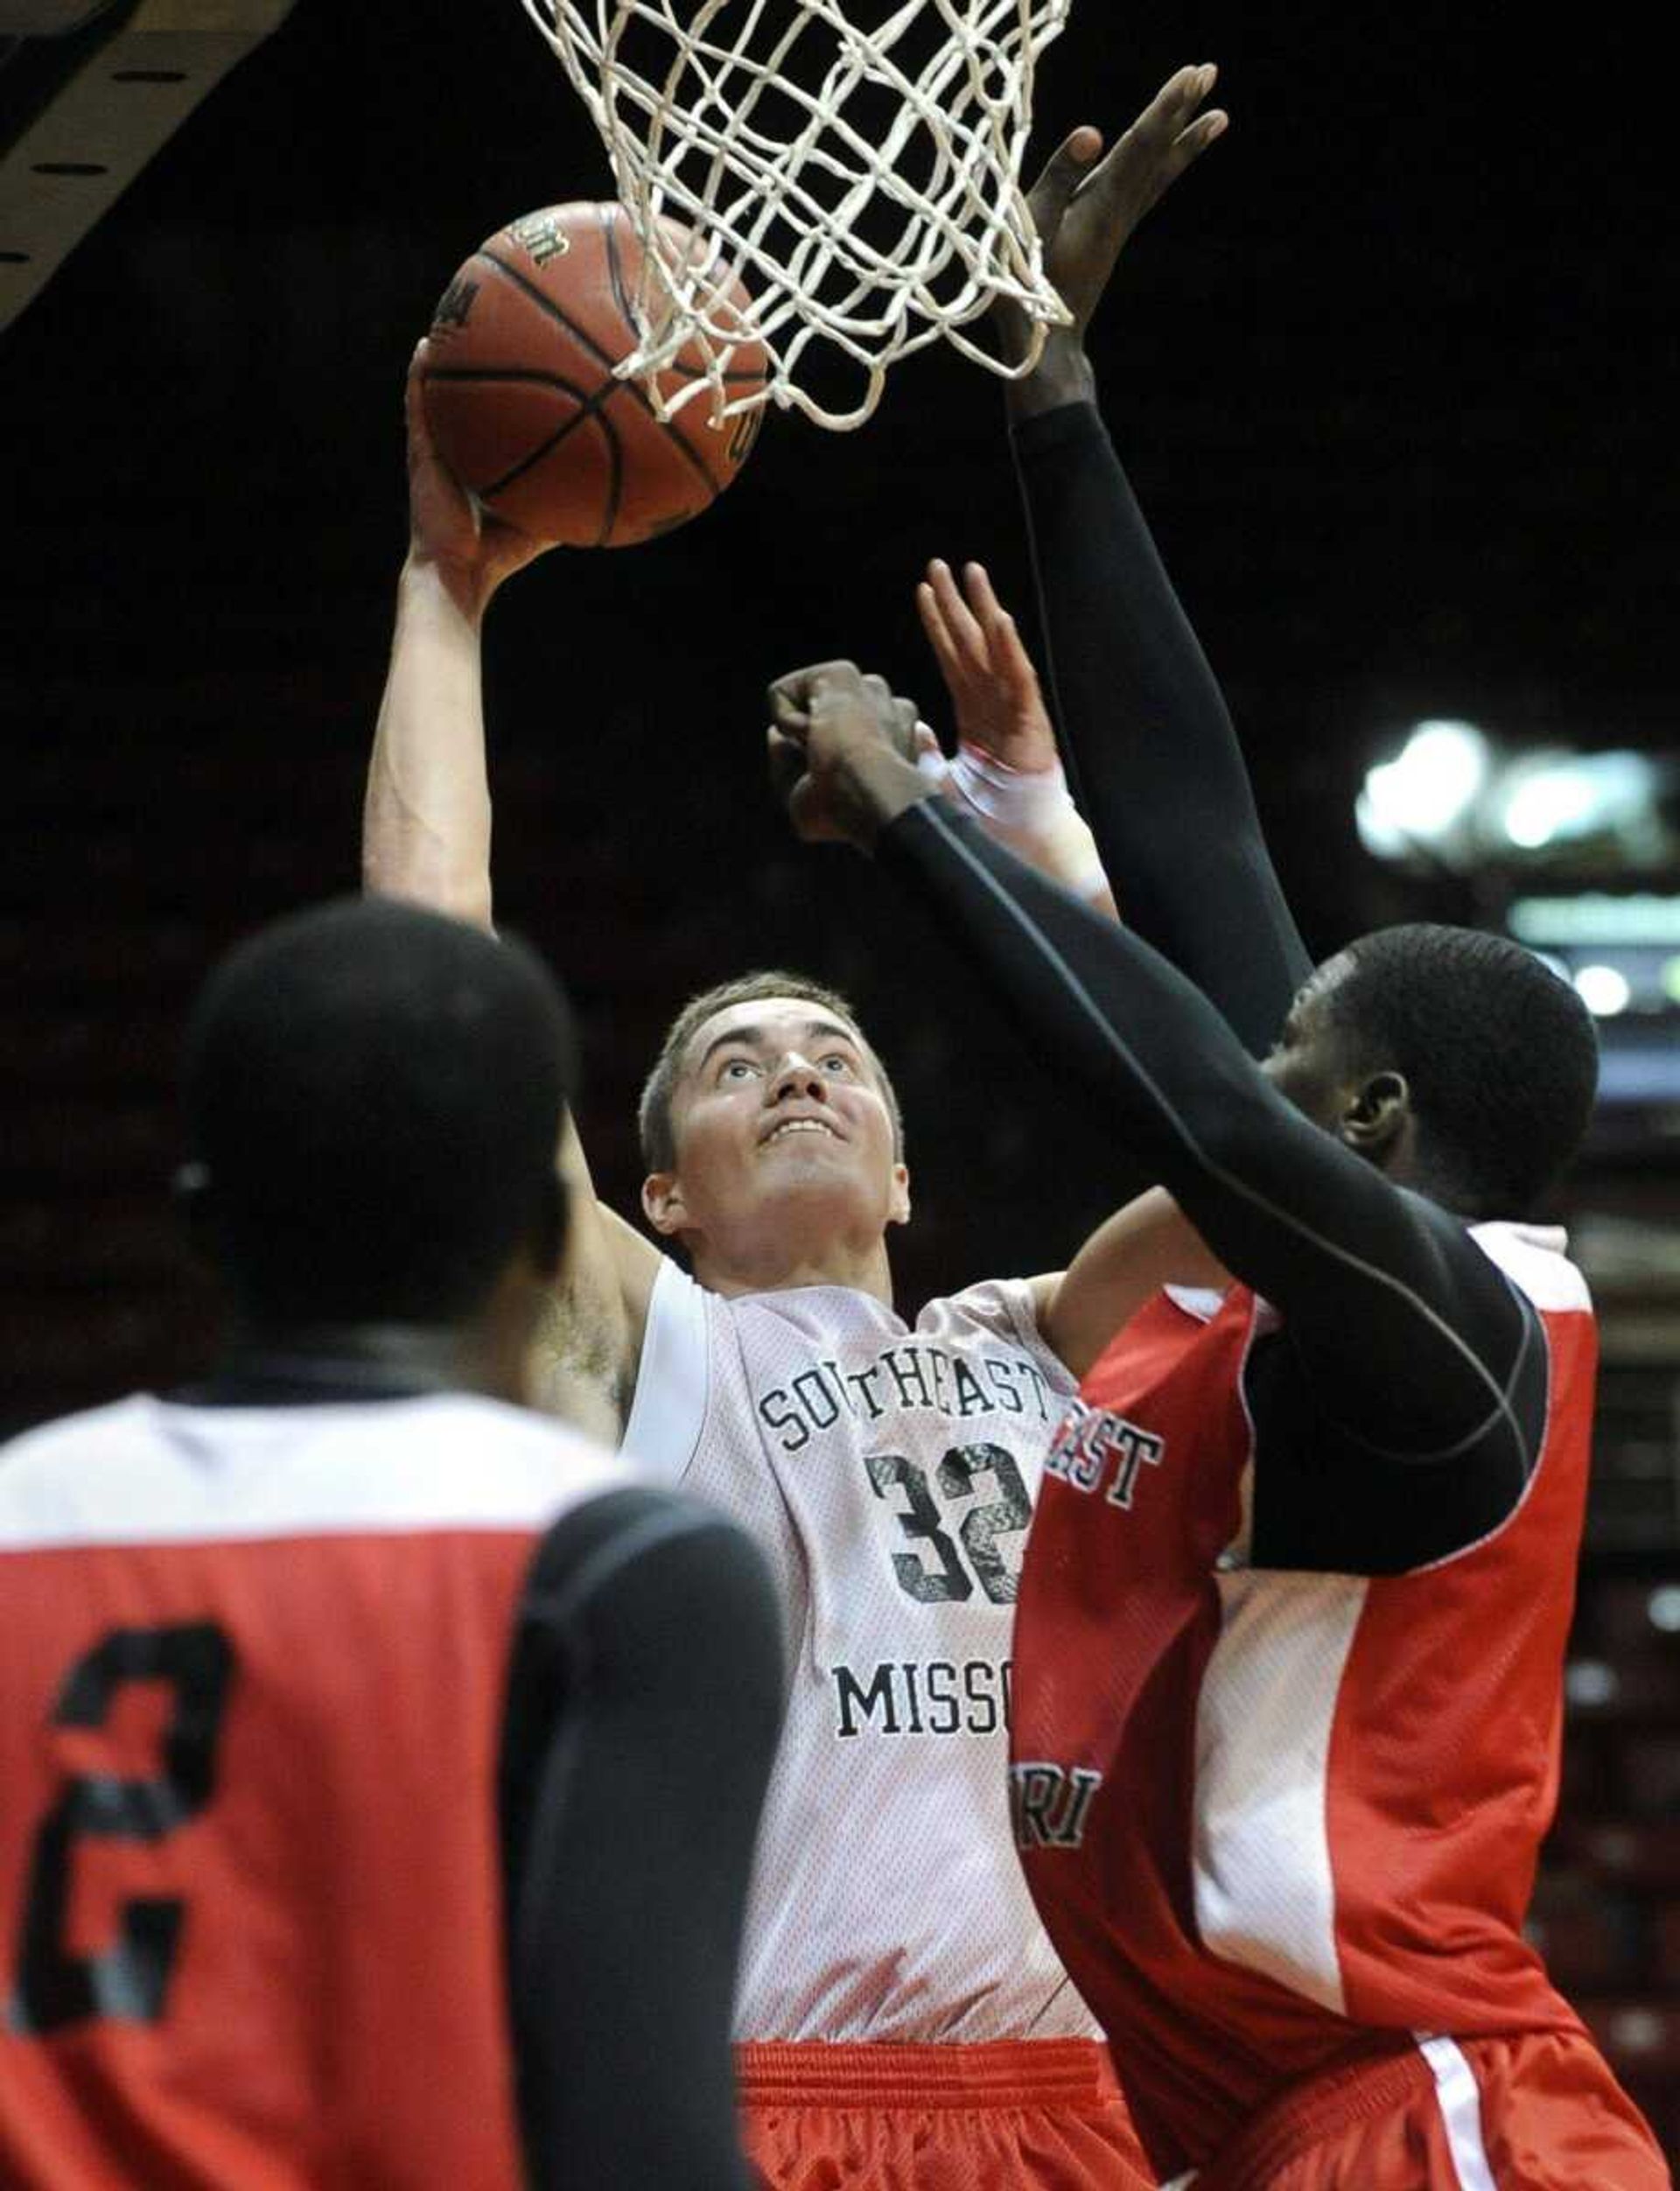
[0,1390,634,1552]
[0,1394,174,1549]
[1468,1221,1592,1315]
[402,1389,634,1484]
[692,1265,900,1346]
[916,1273,1057,1353]
[239,1390,638,1536]
[0,1393,153,1481]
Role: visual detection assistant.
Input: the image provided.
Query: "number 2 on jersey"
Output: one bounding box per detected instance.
[865,1444,1032,1605]
[8,1622,236,2036]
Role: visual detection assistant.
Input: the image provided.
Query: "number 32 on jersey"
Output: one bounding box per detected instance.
[865,1444,1031,1606]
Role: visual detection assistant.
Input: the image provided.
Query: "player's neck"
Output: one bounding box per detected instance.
[212,1318,522,1406]
[690,1232,896,1306]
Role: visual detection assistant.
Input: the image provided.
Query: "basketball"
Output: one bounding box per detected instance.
[420,202,768,550]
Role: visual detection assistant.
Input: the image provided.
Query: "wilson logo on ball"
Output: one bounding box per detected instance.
[508,213,572,266]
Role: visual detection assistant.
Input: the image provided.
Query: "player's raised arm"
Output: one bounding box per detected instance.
[914,556,1117,920]
[363,344,545,928]
[364,348,661,1442]
[769,663,1590,1480]
[995,69,1313,1056]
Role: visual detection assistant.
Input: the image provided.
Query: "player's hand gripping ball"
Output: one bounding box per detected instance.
[421,203,768,550]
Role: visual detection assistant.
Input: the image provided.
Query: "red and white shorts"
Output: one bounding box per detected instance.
[1176,2029,1669,2191]
[739,2037,1153,2190]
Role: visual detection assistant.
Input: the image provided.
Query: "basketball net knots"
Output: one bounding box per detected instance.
[520,0,1074,431]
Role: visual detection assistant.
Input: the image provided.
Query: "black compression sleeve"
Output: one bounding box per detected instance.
[1011,402,1312,1054]
[500,1486,783,2191]
[878,800,1539,1470]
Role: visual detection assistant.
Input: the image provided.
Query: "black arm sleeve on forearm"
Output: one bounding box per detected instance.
[500,1486,784,2191]
[1011,402,1312,1055]
[878,801,1539,1469]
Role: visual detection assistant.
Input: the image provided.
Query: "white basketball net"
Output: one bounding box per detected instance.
[517,0,1074,430]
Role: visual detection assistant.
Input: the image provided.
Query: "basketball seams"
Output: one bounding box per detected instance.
[480,407,617,541]
[425,204,765,545]
[593,410,624,550]
[597,209,725,497]
[482,231,718,507]
[475,247,622,377]
[423,368,596,391]
[592,206,766,390]
[420,361,593,501]
[426,271,626,535]
[480,410,592,503]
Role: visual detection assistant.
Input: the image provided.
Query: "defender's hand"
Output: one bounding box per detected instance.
[766,662,931,850]
[1032,66,1226,342]
[916,559,1058,774]
[999,65,1227,374]
[403,341,548,623]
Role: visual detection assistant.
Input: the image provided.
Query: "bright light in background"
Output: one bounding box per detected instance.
[1356,719,1490,857]
[1503,768,1599,850]
[1509,894,1680,946]
[1358,740,1676,875]
[1573,964,1631,1017]
[1663,957,1680,1006]
[1496,752,1661,852]
[1564,1660,1617,1707]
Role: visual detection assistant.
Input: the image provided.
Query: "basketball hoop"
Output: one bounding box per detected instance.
[516,0,1074,431]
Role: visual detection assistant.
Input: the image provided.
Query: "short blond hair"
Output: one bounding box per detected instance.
[638,970,904,1172]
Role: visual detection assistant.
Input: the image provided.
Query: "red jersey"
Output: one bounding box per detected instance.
[1010,1222,1598,2179]
[0,1391,626,2190]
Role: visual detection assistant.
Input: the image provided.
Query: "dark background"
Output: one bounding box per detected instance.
[4,0,1680,2143]
[5,1,1674,1418]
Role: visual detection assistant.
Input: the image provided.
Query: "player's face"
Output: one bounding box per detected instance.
[649,998,910,1256]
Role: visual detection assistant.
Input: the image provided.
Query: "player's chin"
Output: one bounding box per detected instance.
[755,1155,858,1203]
[754,1146,878,1208]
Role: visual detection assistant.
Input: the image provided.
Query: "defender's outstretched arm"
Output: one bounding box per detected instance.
[1004,69,1313,1055]
[771,668,1537,1480]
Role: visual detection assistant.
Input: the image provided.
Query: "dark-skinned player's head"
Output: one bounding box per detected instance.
[181,897,578,1326]
[1265,922,1598,1219]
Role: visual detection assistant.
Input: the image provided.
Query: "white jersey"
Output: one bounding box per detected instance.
[624,1261,1098,2043]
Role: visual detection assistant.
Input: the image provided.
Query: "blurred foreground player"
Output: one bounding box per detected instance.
[360,74,1232,2189]
[766,672,1670,2181]
[0,898,781,2191]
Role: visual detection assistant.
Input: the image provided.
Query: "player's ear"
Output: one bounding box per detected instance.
[172,1160,218,1263]
[1340,1071,1410,1164]
[887,1161,911,1228]
[641,1171,687,1238]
